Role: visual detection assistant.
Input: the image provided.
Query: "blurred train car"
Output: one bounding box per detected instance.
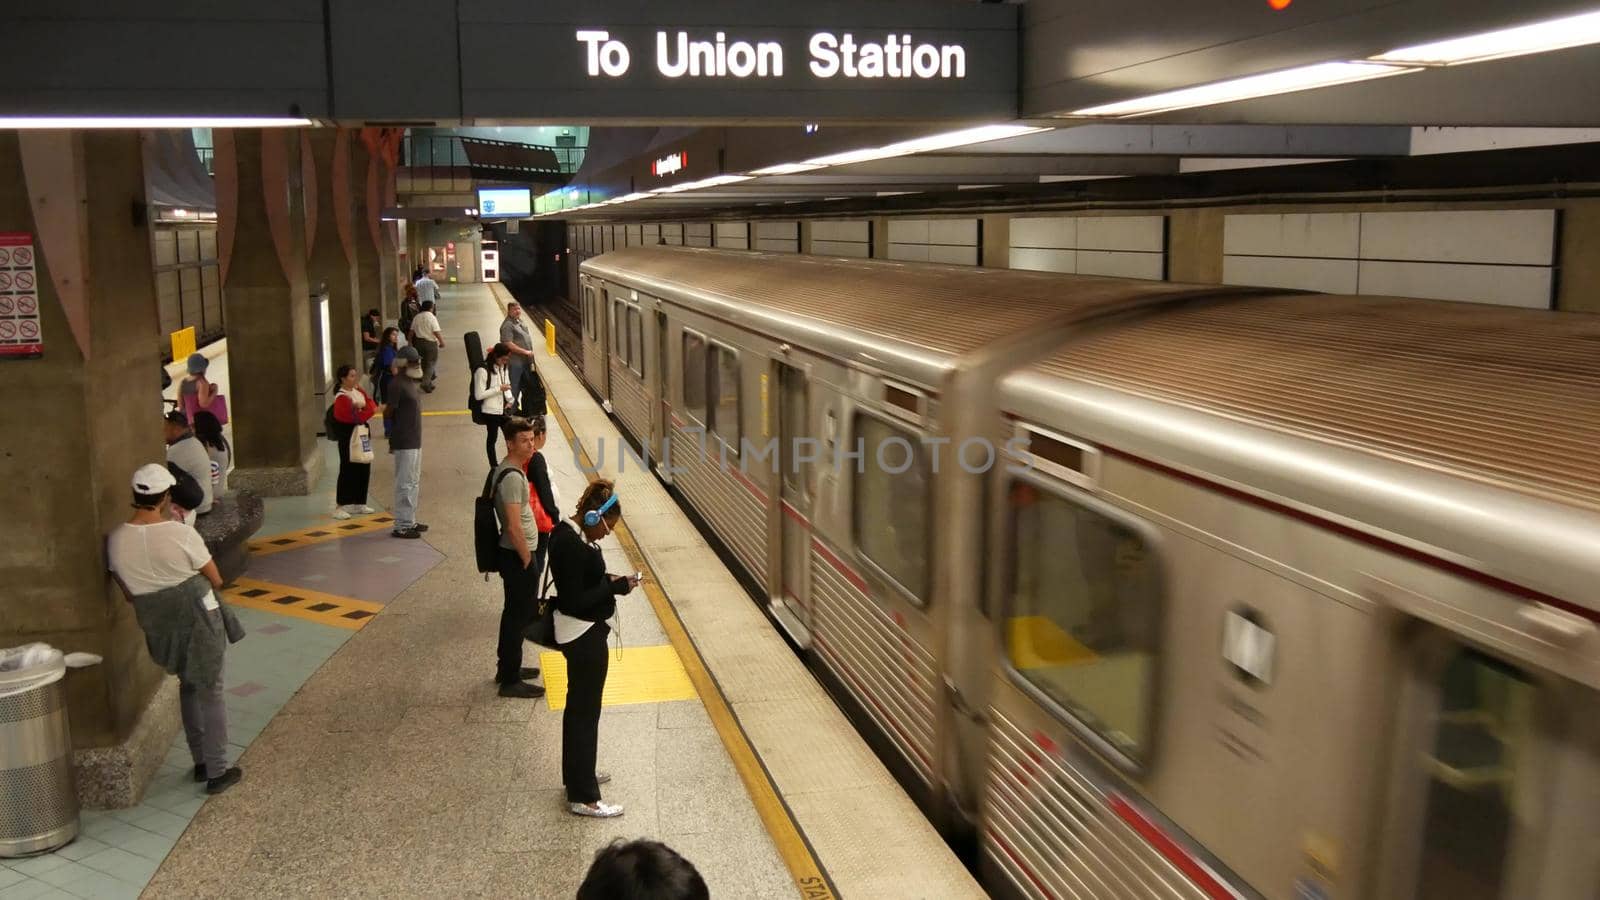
[577,246,1600,900]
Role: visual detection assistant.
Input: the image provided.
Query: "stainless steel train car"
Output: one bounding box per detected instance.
[577,246,1600,900]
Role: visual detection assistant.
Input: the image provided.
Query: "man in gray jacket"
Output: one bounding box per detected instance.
[389,346,429,539]
[164,410,213,520]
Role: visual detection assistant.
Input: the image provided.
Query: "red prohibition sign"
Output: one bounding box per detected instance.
[0,249,10,266]
[14,272,34,290]
[12,247,31,266]
[16,295,36,314]
[0,321,15,339]
[0,298,13,316]
[0,273,12,290]
[18,320,38,339]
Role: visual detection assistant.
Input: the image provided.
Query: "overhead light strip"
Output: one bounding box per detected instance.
[0,116,314,129]
[1070,61,1412,117]
[1373,9,1600,65]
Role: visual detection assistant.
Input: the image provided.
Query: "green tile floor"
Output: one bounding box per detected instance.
[0,604,354,899]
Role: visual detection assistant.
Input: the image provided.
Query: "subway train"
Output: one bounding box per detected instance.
[575,245,1600,900]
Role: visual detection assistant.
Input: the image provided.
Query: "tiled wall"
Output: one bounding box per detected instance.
[754,221,800,253]
[714,222,750,250]
[642,223,661,245]
[685,223,713,248]
[1009,215,1166,280]
[661,223,684,246]
[1222,209,1557,308]
[887,218,979,265]
[810,220,871,258]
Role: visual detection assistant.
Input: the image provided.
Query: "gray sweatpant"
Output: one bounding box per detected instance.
[180,667,230,780]
[418,340,440,388]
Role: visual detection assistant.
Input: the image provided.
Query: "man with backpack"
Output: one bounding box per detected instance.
[486,417,551,698]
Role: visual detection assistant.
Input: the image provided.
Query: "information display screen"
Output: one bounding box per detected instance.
[477,187,532,218]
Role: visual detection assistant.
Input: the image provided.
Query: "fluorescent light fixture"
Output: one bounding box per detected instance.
[0,116,313,129]
[751,162,825,176]
[752,124,1049,176]
[1373,10,1600,64]
[650,174,753,194]
[1070,61,1412,117]
[610,192,651,203]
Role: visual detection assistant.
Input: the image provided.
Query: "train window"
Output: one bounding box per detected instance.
[853,413,931,603]
[682,331,708,423]
[1411,648,1532,900]
[1006,481,1160,765]
[610,295,623,357]
[628,307,643,377]
[709,344,741,453]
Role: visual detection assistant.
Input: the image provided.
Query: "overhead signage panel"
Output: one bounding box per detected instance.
[460,0,1017,122]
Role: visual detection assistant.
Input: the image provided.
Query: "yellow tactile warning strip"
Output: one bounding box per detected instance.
[420,409,471,416]
[222,577,385,630]
[247,514,395,557]
[537,644,697,711]
[544,379,839,900]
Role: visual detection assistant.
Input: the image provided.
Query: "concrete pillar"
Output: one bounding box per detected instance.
[352,138,386,328]
[0,130,178,806]
[304,129,362,381]
[1167,208,1225,284]
[1557,199,1600,314]
[981,214,1010,268]
[214,128,323,496]
[378,159,400,322]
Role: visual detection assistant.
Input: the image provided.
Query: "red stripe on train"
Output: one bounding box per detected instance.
[986,828,1058,900]
[811,538,872,594]
[1108,794,1242,900]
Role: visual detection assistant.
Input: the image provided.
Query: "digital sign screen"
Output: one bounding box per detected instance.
[477,187,532,218]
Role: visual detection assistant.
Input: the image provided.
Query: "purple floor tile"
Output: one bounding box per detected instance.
[243,532,443,603]
[256,623,290,635]
[228,682,266,697]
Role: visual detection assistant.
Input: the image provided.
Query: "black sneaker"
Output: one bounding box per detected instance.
[205,766,243,795]
[412,523,430,533]
[192,764,206,783]
[520,666,540,680]
[391,528,421,539]
[498,681,546,699]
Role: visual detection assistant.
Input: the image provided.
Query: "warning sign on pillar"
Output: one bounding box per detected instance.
[0,233,41,359]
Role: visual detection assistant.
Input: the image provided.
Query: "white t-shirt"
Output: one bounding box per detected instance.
[108,521,212,597]
[411,311,442,345]
[413,277,440,305]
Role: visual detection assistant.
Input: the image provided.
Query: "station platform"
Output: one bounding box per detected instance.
[0,282,980,899]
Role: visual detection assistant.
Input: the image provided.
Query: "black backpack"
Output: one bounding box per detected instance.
[468,365,491,425]
[323,403,340,442]
[166,462,205,511]
[475,467,520,576]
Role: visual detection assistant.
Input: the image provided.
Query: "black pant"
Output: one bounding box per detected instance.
[484,414,506,468]
[334,425,370,506]
[561,621,610,803]
[496,545,544,683]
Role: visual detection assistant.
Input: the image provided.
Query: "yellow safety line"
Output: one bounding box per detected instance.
[537,644,697,711]
[544,378,838,900]
[247,513,396,557]
[222,577,384,630]
[421,409,471,416]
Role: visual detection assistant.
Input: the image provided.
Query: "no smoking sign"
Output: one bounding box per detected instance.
[0,231,43,358]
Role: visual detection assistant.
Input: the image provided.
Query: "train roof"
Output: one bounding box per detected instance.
[581,246,1212,385]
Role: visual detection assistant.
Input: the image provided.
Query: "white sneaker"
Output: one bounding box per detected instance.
[356,505,377,515]
[568,801,623,818]
[331,507,353,520]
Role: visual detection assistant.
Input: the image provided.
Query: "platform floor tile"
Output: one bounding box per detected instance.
[538,643,698,710]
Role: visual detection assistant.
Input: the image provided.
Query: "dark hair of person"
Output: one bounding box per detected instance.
[192,411,229,454]
[421,300,435,311]
[486,342,511,364]
[132,489,168,510]
[576,479,621,520]
[336,364,357,383]
[163,409,189,429]
[382,326,400,346]
[367,308,380,319]
[527,414,546,436]
[501,416,534,442]
[576,840,709,900]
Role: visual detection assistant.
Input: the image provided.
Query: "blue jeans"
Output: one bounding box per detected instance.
[507,359,526,407]
[393,448,421,530]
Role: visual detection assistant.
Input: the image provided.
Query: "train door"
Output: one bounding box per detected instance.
[771,361,813,644]
[1374,608,1600,900]
[653,308,670,478]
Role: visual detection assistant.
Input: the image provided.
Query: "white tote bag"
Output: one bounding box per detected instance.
[349,423,374,464]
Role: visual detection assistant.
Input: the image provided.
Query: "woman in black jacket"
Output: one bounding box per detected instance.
[548,479,637,818]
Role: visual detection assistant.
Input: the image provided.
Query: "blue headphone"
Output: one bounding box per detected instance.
[582,493,619,528]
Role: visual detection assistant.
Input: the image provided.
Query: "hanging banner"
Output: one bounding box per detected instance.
[0,233,42,359]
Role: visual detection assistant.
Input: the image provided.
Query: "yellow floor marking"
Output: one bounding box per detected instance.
[247,514,395,557]
[537,644,697,711]
[222,577,385,630]
[421,409,471,416]
[545,378,838,900]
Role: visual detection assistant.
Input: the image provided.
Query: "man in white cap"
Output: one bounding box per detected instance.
[107,464,244,795]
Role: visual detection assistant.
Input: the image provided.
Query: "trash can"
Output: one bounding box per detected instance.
[0,650,78,857]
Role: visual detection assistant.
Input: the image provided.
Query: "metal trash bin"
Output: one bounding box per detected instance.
[0,652,78,857]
